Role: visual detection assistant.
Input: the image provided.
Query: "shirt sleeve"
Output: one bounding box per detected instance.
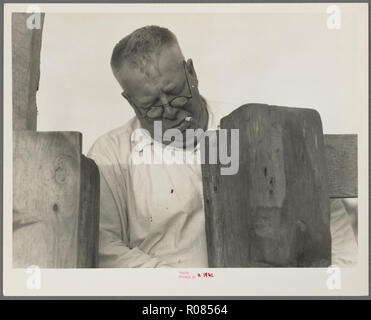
[87,137,170,268]
[330,198,358,267]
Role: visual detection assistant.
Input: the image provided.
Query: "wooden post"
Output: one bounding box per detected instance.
[12,12,100,268]
[202,103,339,267]
[78,155,100,267]
[324,135,357,198]
[13,131,100,268]
[12,13,44,130]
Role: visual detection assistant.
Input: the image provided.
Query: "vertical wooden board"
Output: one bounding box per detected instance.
[77,156,100,268]
[201,136,225,266]
[324,135,357,198]
[279,108,331,266]
[202,104,332,267]
[13,131,82,268]
[12,13,45,130]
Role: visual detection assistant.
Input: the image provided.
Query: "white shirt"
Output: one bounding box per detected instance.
[87,100,358,267]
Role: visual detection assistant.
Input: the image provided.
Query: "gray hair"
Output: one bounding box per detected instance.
[110,25,182,73]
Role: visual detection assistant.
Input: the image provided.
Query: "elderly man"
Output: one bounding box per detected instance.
[88,25,357,268]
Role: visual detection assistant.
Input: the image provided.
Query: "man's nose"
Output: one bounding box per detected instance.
[162,104,178,120]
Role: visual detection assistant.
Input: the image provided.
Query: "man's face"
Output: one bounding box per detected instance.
[114,45,208,146]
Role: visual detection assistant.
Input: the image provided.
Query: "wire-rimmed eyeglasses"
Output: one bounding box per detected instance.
[126,61,193,120]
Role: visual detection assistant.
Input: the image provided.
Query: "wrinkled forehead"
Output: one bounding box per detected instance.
[115,46,185,95]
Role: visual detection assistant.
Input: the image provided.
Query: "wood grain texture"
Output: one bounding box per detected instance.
[201,104,332,267]
[324,135,357,198]
[77,156,100,268]
[12,13,45,130]
[13,131,100,268]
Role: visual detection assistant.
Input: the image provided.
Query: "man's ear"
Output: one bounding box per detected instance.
[185,58,198,87]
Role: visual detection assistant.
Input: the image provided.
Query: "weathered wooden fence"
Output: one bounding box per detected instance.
[201,104,357,267]
[12,13,100,268]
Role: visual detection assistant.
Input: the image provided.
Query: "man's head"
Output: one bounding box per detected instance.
[111,26,208,146]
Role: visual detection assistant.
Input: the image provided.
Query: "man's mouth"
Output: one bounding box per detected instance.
[169,116,193,132]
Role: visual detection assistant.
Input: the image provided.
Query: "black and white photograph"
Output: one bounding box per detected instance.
[2,2,368,296]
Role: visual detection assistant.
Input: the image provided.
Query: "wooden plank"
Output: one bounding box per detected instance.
[13,131,100,268]
[202,143,224,267]
[77,156,100,268]
[324,134,357,198]
[201,103,332,267]
[12,13,45,130]
[13,131,81,268]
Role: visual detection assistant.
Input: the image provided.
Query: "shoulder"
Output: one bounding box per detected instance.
[87,116,141,165]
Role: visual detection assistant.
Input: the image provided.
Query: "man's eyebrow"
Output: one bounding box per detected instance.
[136,97,156,108]
[163,82,177,93]
[125,87,156,106]
[163,78,186,94]
[135,92,161,108]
